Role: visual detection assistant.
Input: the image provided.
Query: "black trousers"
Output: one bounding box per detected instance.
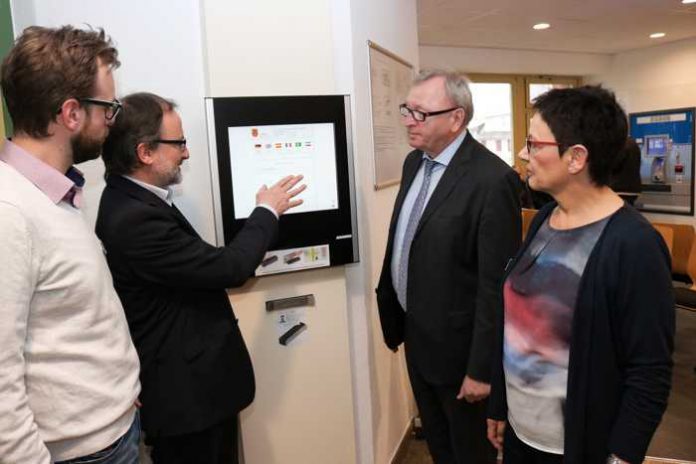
[503,423,563,464]
[407,360,496,464]
[149,415,238,464]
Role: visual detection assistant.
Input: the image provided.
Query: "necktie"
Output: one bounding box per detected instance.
[396,158,436,309]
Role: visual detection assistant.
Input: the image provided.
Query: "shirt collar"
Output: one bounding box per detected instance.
[123,175,173,206]
[0,139,85,208]
[423,129,467,167]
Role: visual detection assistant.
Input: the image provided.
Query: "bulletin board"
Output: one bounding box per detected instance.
[629,108,695,215]
[367,40,413,189]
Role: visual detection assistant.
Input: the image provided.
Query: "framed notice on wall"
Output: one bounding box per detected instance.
[629,108,695,215]
[367,40,414,189]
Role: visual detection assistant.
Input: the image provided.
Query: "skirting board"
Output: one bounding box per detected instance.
[389,418,415,464]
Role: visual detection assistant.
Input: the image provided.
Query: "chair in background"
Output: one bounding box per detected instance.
[521,208,538,241]
[652,224,674,256]
[652,222,696,309]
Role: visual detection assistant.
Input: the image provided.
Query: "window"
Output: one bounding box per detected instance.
[466,74,581,171]
[468,81,514,166]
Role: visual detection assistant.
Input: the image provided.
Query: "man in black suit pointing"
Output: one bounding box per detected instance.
[96,92,305,464]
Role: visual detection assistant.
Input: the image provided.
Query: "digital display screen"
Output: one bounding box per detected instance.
[227,123,339,219]
[646,136,668,156]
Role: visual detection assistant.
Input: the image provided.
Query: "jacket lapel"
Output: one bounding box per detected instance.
[414,132,474,237]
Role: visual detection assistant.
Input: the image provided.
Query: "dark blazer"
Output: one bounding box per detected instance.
[376,132,522,385]
[96,174,278,437]
[489,203,674,464]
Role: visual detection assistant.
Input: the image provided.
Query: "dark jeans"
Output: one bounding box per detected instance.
[503,423,564,464]
[56,411,140,464]
[149,415,238,464]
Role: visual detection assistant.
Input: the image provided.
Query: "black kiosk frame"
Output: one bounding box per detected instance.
[205,95,359,276]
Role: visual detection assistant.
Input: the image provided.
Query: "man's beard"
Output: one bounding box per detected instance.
[154,165,183,188]
[71,130,104,164]
[167,167,183,186]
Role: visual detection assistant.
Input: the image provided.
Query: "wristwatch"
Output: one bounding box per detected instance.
[606,455,623,464]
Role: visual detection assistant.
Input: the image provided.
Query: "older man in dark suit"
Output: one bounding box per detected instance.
[376,70,521,463]
[96,92,304,464]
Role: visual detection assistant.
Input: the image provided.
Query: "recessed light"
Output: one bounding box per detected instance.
[650,32,666,39]
[533,23,551,30]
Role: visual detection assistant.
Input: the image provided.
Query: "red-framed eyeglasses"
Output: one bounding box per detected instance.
[526,135,561,154]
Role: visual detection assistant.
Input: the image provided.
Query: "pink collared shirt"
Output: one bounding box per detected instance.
[0,139,84,208]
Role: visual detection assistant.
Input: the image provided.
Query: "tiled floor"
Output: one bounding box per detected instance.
[397,307,696,464]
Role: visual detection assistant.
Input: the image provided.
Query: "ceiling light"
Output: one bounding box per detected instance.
[682,1,696,4]
[533,23,550,30]
[650,32,666,39]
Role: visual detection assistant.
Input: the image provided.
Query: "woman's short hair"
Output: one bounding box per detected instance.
[532,85,628,186]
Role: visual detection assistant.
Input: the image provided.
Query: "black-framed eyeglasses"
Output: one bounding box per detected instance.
[399,103,460,122]
[78,98,122,120]
[153,139,187,151]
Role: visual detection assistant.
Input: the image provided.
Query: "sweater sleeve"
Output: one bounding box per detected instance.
[0,203,51,464]
[608,223,675,463]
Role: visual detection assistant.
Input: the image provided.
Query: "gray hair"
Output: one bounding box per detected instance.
[414,69,474,126]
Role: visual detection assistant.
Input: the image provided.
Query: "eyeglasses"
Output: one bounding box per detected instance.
[525,135,562,155]
[399,103,460,122]
[153,139,187,151]
[78,98,122,121]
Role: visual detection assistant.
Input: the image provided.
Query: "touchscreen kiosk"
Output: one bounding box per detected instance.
[206,95,358,276]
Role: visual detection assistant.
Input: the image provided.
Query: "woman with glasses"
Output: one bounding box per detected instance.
[486,86,674,464]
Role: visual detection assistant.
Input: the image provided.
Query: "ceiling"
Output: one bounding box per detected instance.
[418,0,696,54]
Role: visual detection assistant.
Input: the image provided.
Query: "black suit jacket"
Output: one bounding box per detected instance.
[376,132,521,385]
[96,175,278,437]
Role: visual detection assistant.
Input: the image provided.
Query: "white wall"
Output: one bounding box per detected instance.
[345,1,419,464]
[10,0,215,241]
[203,1,420,462]
[420,45,612,76]
[588,37,696,225]
[202,2,358,462]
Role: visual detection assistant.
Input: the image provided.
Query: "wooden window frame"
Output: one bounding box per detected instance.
[466,73,581,172]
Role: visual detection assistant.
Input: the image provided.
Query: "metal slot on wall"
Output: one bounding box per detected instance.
[265,294,315,312]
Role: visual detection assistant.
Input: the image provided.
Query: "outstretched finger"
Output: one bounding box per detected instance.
[287,199,304,209]
[282,175,304,191]
[287,184,307,198]
[271,175,295,189]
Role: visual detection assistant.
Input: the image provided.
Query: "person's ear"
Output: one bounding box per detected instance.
[55,98,85,132]
[136,142,155,166]
[567,144,589,175]
[451,108,466,132]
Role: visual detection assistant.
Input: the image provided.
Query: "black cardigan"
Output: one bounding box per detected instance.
[489,203,675,464]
